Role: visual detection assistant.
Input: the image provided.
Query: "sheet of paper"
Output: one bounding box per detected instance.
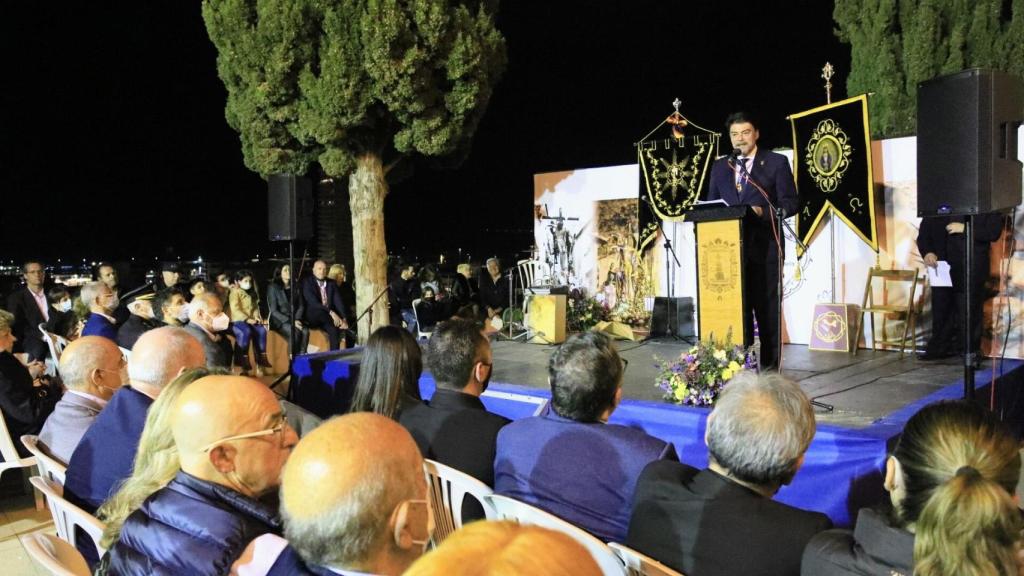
[928,260,952,287]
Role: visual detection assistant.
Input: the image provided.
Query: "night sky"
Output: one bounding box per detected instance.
[0,1,845,266]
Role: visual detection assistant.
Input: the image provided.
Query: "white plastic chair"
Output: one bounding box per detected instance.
[484,494,626,576]
[21,435,68,486]
[30,476,107,559]
[423,458,496,545]
[20,532,91,576]
[0,410,37,482]
[608,542,685,576]
[38,323,68,377]
[411,298,432,340]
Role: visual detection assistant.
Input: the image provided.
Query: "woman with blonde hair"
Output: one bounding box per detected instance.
[802,400,1022,576]
[403,520,601,576]
[96,367,225,552]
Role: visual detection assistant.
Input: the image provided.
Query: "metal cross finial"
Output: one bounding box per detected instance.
[672,98,681,113]
[822,62,834,104]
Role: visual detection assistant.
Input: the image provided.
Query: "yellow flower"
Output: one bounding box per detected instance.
[721,368,734,381]
[674,386,687,400]
[728,360,741,372]
[713,349,727,361]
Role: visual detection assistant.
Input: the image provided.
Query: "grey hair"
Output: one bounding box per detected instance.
[128,326,203,389]
[79,281,105,308]
[282,448,421,567]
[59,338,115,391]
[706,371,816,487]
[187,292,221,319]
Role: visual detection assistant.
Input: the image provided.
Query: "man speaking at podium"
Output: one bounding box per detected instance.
[707,112,798,370]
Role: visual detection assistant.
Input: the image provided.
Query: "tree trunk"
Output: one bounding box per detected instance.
[348,152,390,343]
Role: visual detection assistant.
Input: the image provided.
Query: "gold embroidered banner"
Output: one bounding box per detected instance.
[638,133,718,221]
[789,94,877,253]
[695,219,745,345]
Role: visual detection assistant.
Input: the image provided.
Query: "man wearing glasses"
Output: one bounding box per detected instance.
[494,332,678,543]
[707,112,799,371]
[106,375,298,575]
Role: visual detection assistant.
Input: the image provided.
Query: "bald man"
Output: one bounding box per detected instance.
[301,260,348,350]
[232,413,432,576]
[37,336,125,464]
[65,326,205,513]
[108,375,298,576]
[186,292,234,369]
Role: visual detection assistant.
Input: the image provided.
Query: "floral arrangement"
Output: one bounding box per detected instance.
[567,287,609,332]
[655,335,756,406]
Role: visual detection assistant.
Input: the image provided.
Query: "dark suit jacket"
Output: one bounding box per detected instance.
[300,277,347,321]
[0,352,59,458]
[117,315,163,351]
[707,148,799,221]
[494,411,678,543]
[266,281,305,330]
[38,391,105,465]
[478,272,509,311]
[81,313,119,341]
[185,323,232,369]
[916,213,1003,292]
[399,389,510,487]
[627,461,832,576]
[5,286,54,360]
[65,387,153,513]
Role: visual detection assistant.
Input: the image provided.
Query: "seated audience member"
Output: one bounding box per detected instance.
[232,413,430,576]
[188,277,208,301]
[301,260,349,350]
[106,375,298,575]
[494,332,678,543]
[414,286,443,332]
[152,287,189,328]
[45,285,79,340]
[80,281,120,341]
[450,263,477,317]
[400,319,508,488]
[802,400,1021,576]
[330,263,357,328]
[116,296,162,351]
[0,309,60,457]
[65,326,205,513]
[478,258,507,321]
[185,292,233,369]
[155,261,184,292]
[229,269,272,374]
[627,372,831,576]
[95,262,129,326]
[38,336,124,464]
[267,264,309,355]
[215,272,233,303]
[6,260,54,361]
[403,521,601,576]
[97,367,221,553]
[350,326,423,419]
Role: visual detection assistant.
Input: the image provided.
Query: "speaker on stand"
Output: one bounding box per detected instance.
[267,174,314,398]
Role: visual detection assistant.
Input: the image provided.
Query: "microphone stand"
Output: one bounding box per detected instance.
[658,216,684,340]
[356,286,390,335]
[732,157,831,410]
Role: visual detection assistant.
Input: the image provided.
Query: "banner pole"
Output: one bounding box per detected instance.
[830,208,837,303]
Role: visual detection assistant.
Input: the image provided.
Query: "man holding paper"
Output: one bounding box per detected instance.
[916,213,1004,361]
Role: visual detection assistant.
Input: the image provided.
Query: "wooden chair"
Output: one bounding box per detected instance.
[21,435,68,486]
[30,476,107,560]
[20,532,91,576]
[853,267,920,357]
[608,542,685,576]
[422,459,495,545]
[484,494,626,576]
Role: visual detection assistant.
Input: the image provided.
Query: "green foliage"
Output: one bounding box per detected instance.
[834,0,1024,138]
[202,0,506,179]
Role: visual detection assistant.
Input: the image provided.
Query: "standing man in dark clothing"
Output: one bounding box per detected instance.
[916,212,1004,360]
[706,112,798,370]
[478,258,508,323]
[6,260,55,361]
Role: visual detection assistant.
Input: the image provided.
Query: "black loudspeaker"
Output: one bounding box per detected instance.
[917,68,1023,216]
[650,297,695,338]
[268,174,314,241]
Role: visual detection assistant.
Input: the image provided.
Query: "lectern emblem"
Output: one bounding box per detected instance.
[698,238,739,295]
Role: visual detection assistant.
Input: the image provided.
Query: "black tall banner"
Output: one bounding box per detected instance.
[638,172,660,253]
[789,94,877,252]
[638,133,718,223]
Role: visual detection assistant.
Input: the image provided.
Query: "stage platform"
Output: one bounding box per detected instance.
[290,340,1024,528]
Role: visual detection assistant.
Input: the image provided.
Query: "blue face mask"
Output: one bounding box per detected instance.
[56,299,73,313]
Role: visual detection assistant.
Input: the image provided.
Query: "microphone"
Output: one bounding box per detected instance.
[729,148,742,161]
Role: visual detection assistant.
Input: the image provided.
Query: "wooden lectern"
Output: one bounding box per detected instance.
[684,205,758,344]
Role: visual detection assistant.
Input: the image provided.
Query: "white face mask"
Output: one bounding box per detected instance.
[210,311,230,332]
[56,299,73,313]
[175,303,190,323]
[239,281,252,291]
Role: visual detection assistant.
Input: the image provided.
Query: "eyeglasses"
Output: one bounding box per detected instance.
[200,419,287,453]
